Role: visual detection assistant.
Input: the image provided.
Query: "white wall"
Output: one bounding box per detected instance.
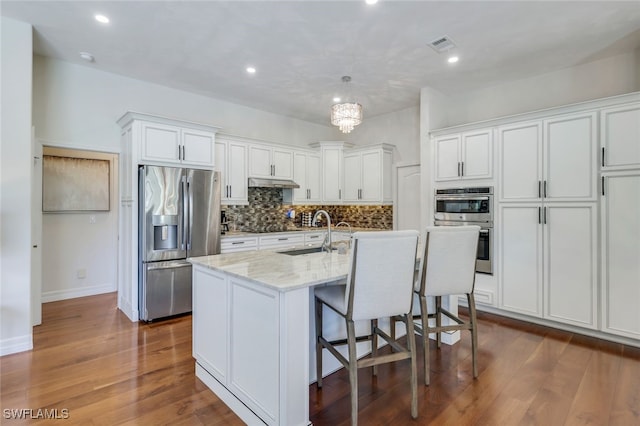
[32,55,339,306]
[344,105,420,163]
[1,17,33,355]
[440,51,640,127]
[40,148,119,302]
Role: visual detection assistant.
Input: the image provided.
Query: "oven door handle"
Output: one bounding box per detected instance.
[435,196,490,201]
[479,229,490,235]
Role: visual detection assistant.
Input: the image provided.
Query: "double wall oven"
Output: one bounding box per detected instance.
[434,187,493,274]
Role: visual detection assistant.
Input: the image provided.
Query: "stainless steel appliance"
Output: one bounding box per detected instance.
[434,187,493,274]
[139,165,221,321]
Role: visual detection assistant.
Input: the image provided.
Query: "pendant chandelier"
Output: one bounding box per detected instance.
[330,76,363,134]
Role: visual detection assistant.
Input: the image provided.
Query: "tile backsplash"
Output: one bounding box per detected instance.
[223,187,393,232]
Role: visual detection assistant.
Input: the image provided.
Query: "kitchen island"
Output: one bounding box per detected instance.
[189,249,351,426]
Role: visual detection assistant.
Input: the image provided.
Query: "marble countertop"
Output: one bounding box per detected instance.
[189,249,351,292]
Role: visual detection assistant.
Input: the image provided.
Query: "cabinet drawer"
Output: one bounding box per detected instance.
[221,237,258,253]
[258,234,305,250]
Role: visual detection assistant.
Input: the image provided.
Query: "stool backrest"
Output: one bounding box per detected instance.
[346,230,419,321]
[416,226,480,297]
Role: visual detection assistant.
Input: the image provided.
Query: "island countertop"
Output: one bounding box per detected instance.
[188,249,351,292]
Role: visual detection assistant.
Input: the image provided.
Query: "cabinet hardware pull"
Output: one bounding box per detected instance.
[232,241,245,245]
[339,189,341,199]
[278,238,288,241]
[228,185,231,198]
[602,176,605,196]
[461,161,464,176]
[538,206,541,224]
[601,147,605,167]
[538,181,542,198]
[544,206,547,224]
[182,146,185,160]
[457,162,461,177]
[544,180,548,198]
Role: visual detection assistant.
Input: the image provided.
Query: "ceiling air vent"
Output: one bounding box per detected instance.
[428,35,456,53]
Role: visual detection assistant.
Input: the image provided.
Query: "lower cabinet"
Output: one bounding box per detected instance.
[498,203,597,329]
[601,172,640,339]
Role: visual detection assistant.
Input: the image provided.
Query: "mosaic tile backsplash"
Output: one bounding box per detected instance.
[223,187,393,232]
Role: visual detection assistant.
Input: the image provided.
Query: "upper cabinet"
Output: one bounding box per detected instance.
[434,128,492,182]
[319,142,345,204]
[289,151,321,204]
[118,112,220,171]
[139,121,216,168]
[498,111,597,202]
[343,145,393,204]
[215,136,248,205]
[248,144,293,179]
[600,102,640,171]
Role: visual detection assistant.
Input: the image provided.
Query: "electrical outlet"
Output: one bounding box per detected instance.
[77,269,86,279]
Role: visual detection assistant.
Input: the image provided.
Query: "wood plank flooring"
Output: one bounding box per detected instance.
[1,293,638,425]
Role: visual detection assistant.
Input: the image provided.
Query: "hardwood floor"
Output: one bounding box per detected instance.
[1,293,638,425]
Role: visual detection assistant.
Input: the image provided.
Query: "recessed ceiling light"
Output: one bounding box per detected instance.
[333,97,341,103]
[448,55,459,64]
[365,0,378,5]
[79,52,95,62]
[246,66,256,74]
[94,14,109,24]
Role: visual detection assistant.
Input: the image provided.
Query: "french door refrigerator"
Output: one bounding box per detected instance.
[138,165,221,321]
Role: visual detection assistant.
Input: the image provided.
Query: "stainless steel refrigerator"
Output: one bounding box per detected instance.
[138,165,221,321]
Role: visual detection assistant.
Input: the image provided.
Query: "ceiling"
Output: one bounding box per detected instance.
[2,1,640,126]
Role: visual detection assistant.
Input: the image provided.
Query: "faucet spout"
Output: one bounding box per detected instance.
[312,210,332,253]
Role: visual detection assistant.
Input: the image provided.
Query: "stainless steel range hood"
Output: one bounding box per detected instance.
[248,177,300,189]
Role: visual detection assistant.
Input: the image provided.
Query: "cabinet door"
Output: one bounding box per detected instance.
[322,146,343,203]
[343,153,361,202]
[193,268,228,383]
[140,122,181,164]
[434,135,461,181]
[360,150,382,202]
[292,152,307,202]
[182,129,215,168]
[498,121,542,202]
[499,204,543,316]
[215,141,228,199]
[601,172,640,339]
[272,148,293,179]
[544,112,597,201]
[544,203,597,328]
[601,103,640,170]
[306,154,321,202]
[248,145,272,178]
[227,142,247,203]
[461,129,492,180]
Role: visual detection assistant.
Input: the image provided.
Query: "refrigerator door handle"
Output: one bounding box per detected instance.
[187,175,193,251]
[182,175,188,251]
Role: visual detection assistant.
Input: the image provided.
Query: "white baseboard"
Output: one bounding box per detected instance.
[1,334,33,356]
[117,296,138,322]
[41,284,115,303]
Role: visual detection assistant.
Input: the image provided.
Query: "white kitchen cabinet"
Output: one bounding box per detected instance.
[434,129,492,182]
[343,145,393,204]
[140,121,216,168]
[498,112,597,202]
[193,267,229,383]
[600,102,640,171]
[319,142,345,203]
[600,171,640,339]
[258,234,305,251]
[248,144,293,179]
[498,203,597,328]
[215,137,248,204]
[290,151,321,204]
[220,236,258,253]
[304,231,326,247]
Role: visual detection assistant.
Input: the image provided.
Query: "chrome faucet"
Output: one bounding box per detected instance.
[335,221,352,236]
[312,210,332,253]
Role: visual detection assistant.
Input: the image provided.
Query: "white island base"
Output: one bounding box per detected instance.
[190,250,459,426]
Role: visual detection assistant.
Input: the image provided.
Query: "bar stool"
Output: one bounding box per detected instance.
[314,230,420,426]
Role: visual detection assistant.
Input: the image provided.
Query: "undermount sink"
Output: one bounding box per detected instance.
[280,247,335,256]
